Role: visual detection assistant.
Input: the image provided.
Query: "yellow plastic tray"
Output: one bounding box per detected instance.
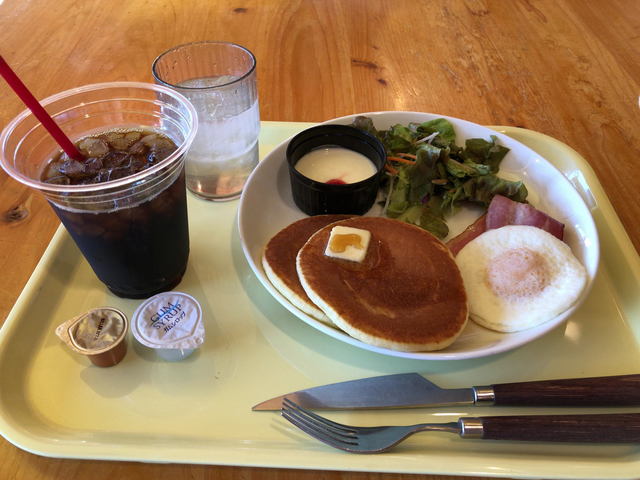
[0,121,638,478]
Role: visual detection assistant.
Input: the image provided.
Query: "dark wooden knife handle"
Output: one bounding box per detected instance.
[473,413,640,443]
[491,374,640,406]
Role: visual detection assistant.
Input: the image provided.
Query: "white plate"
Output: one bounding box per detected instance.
[238,112,599,360]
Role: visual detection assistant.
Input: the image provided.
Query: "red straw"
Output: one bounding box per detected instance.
[0,55,84,161]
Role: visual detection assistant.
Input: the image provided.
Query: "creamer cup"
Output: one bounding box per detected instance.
[55,307,128,367]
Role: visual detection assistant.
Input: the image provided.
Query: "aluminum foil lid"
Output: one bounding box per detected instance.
[131,291,204,350]
[56,307,127,354]
[55,307,129,367]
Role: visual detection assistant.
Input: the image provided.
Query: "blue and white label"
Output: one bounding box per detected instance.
[131,291,204,349]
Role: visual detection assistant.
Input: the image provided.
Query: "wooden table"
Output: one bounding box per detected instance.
[1,0,638,478]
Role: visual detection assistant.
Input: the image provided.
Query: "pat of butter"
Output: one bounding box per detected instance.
[325,226,371,262]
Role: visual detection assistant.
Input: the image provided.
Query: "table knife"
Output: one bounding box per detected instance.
[252,373,640,410]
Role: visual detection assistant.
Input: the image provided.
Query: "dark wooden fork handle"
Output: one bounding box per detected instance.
[462,413,640,443]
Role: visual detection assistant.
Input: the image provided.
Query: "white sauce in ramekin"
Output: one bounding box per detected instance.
[295,147,377,184]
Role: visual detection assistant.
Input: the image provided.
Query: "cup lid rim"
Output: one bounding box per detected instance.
[0,81,198,193]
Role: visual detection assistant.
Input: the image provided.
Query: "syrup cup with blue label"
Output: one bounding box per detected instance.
[131,291,204,361]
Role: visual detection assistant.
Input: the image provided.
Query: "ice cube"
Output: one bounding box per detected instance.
[108,167,131,181]
[140,134,159,147]
[109,134,136,151]
[125,131,142,143]
[78,137,109,157]
[83,157,104,176]
[102,151,128,168]
[59,159,88,179]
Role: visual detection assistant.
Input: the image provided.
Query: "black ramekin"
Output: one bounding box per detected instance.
[285,125,386,216]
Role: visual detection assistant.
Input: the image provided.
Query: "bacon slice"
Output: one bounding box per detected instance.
[486,195,564,240]
[446,195,564,255]
[447,214,487,256]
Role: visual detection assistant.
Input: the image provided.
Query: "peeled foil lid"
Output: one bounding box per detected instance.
[55,307,128,354]
[131,291,204,350]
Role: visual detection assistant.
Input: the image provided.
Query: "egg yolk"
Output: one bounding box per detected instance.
[486,248,550,300]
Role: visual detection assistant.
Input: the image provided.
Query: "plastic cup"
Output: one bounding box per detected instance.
[0,82,198,299]
[152,41,260,201]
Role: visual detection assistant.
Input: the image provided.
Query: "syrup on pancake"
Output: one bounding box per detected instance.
[262,215,352,325]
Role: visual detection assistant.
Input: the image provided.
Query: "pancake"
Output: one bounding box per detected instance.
[296,217,468,351]
[262,215,352,325]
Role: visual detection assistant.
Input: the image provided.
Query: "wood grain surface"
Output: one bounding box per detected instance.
[1,0,639,479]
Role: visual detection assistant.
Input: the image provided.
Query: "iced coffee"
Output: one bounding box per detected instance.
[0,82,198,299]
[42,128,189,298]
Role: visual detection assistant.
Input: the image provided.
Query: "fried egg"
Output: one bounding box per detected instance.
[455,225,587,332]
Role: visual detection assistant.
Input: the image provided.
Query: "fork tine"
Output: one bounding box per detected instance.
[283,399,357,434]
[282,408,356,449]
[281,398,358,449]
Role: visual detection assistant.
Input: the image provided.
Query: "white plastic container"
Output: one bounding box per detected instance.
[131,291,204,361]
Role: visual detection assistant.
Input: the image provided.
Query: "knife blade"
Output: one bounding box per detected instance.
[252,373,640,410]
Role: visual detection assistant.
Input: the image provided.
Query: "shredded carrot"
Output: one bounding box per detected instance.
[387,156,415,165]
[397,152,417,160]
[384,163,398,175]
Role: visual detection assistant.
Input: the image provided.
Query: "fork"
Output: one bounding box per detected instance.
[281,398,640,453]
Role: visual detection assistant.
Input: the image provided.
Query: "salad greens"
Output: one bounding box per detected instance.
[352,116,528,239]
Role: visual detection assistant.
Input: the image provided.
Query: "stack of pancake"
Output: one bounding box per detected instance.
[262,216,469,352]
[262,215,352,326]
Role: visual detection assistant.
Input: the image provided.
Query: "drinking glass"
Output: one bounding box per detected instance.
[152,41,260,201]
